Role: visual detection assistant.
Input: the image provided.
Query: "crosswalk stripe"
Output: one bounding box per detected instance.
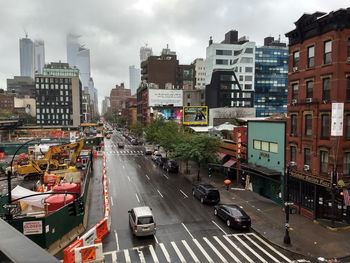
[137,249,145,263]
[111,251,117,263]
[149,245,159,263]
[233,235,268,263]
[159,243,171,263]
[124,249,131,263]
[193,238,213,263]
[214,236,241,262]
[171,241,186,263]
[223,235,254,263]
[203,237,228,263]
[245,234,280,263]
[182,240,200,263]
[248,233,292,263]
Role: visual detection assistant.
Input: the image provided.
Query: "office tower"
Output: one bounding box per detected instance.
[140,44,153,63]
[192,58,206,90]
[34,40,45,74]
[129,65,141,95]
[19,36,34,78]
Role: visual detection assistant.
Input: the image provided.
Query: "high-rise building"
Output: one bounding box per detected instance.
[205,30,255,108]
[35,62,82,127]
[140,44,153,63]
[285,8,350,221]
[7,76,36,98]
[255,37,288,117]
[129,65,141,95]
[19,36,34,78]
[34,40,45,74]
[101,96,110,115]
[192,58,206,90]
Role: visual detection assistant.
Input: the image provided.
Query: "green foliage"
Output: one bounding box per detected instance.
[130,121,144,138]
[144,118,165,144]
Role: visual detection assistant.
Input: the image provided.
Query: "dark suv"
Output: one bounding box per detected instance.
[192,183,220,204]
[163,160,179,173]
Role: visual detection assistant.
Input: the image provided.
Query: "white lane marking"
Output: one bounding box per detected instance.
[248,233,292,262]
[180,189,188,198]
[135,193,140,203]
[203,237,228,263]
[137,249,145,263]
[193,238,213,263]
[110,196,114,207]
[124,249,131,263]
[163,173,169,179]
[111,250,117,263]
[182,240,200,263]
[157,189,164,198]
[159,243,171,263]
[245,234,280,262]
[223,235,254,263]
[233,235,267,263]
[154,234,159,244]
[149,245,159,263]
[127,176,131,182]
[108,178,111,184]
[181,222,194,239]
[145,174,150,180]
[123,165,125,169]
[211,220,227,235]
[114,230,119,251]
[171,241,186,263]
[214,236,240,262]
[138,164,141,168]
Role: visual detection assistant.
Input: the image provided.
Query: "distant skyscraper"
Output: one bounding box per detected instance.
[34,40,45,74]
[129,65,141,95]
[19,36,34,78]
[192,58,206,90]
[140,44,153,63]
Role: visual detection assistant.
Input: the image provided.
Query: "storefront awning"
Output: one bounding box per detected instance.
[216,152,228,161]
[223,158,237,168]
[241,163,281,177]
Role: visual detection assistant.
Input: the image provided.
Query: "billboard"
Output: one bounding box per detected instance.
[156,108,182,121]
[183,106,208,125]
[149,89,183,107]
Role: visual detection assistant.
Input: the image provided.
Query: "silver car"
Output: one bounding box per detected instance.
[128,206,156,236]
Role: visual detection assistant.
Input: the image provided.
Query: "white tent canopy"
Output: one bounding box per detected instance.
[11,185,51,208]
[215,122,237,131]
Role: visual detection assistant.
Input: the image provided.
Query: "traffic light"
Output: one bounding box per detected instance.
[76,198,85,216]
[67,201,76,216]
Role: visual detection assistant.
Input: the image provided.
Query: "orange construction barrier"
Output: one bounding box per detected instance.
[63,239,83,263]
[95,218,108,241]
[0,152,4,159]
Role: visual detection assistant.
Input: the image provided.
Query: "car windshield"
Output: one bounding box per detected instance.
[229,207,245,217]
[207,190,219,198]
[137,216,154,225]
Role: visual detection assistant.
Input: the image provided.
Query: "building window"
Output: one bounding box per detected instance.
[344,152,350,176]
[291,83,298,100]
[306,80,313,99]
[322,78,331,101]
[307,46,315,68]
[346,115,350,139]
[216,50,232,56]
[324,40,332,64]
[321,114,330,139]
[291,114,298,136]
[305,114,312,137]
[320,150,329,174]
[216,59,228,65]
[304,148,311,166]
[293,51,299,68]
[290,146,297,162]
[347,77,350,101]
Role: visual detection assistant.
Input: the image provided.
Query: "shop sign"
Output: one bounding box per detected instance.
[290,170,331,188]
[23,220,43,235]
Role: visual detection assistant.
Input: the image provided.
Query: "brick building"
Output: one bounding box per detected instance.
[285,9,350,222]
[109,83,131,115]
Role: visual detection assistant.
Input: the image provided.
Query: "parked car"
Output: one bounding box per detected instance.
[144,146,153,155]
[128,206,156,236]
[192,183,220,204]
[117,142,125,148]
[155,157,167,167]
[131,139,139,145]
[163,160,179,173]
[151,151,162,161]
[214,204,251,230]
[105,134,111,139]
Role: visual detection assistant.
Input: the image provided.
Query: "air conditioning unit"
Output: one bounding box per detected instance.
[322,100,328,104]
[291,99,297,105]
[304,164,310,171]
[292,66,298,72]
[347,57,350,63]
[306,98,313,103]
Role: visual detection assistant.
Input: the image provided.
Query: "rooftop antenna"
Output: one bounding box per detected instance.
[23,28,28,38]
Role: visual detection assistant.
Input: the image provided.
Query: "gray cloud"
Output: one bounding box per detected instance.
[0,0,348,110]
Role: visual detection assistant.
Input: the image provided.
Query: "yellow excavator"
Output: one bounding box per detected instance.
[15,139,84,177]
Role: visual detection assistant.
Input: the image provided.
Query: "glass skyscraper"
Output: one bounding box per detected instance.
[254,39,288,117]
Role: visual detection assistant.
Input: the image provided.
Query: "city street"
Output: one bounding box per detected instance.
[101,132,306,263]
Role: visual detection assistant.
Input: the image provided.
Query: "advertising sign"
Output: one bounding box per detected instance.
[149,89,183,107]
[156,108,182,121]
[183,106,208,125]
[331,103,344,136]
[23,220,43,235]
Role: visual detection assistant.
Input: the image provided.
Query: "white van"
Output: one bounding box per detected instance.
[128,206,156,236]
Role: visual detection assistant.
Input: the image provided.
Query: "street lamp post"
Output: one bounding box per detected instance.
[284,161,295,245]
[6,138,39,220]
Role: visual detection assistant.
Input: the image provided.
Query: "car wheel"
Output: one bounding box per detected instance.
[200,197,204,204]
[214,209,218,216]
[226,219,231,227]
[192,190,195,196]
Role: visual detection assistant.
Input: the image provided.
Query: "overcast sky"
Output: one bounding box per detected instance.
[0,0,348,111]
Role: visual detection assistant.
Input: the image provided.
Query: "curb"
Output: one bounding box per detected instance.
[313,220,350,232]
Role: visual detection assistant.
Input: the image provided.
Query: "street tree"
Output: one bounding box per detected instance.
[158,121,183,157]
[130,121,144,139]
[144,118,165,144]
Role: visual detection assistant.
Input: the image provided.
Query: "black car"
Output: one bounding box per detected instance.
[214,204,251,230]
[117,142,125,148]
[155,157,167,167]
[163,160,179,173]
[192,183,220,204]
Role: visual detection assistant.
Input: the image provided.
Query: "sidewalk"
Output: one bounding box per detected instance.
[182,171,350,261]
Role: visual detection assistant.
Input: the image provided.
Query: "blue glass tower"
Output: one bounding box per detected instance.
[255,37,288,117]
